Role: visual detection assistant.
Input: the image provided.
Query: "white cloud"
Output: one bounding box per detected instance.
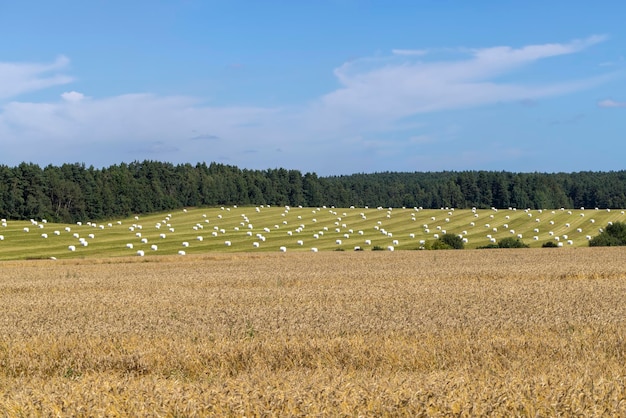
[2,94,277,145]
[598,99,626,108]
[61,91,85,102]
[318,34,609,125]
[0,55,72,100]
[392,49,428,56]
[0,92,285,169]
[0,36,615,173]
[470,34,607,70]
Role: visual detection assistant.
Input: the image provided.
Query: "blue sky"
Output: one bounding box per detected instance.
[1,1,625,175]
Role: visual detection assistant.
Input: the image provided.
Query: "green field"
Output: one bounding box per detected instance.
[0,205,624,260]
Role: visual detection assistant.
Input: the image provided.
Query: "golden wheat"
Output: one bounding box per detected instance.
[1,248,626,416]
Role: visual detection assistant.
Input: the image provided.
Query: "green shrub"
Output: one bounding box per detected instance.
[439,234,465,249]
[479,237,528,249]
[429,240,451,250]
[497,237,529,248]
[589,222,626,246]
[542,241,559,248]
[428,234,464,250]
[589,233,622,246]
[606,221,626,242]
[371,245,385,251]
[477,243,500,249]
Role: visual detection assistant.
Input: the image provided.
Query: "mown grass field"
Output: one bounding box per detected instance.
[1,205,625,260]
[1,249,626,415]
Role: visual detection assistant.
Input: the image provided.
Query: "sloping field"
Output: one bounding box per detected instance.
[1,249,626,415]
[1,205,624,260]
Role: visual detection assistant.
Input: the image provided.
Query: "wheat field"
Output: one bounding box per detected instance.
[2,248,626,416]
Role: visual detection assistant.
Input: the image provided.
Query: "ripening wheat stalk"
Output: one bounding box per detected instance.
[1,248,626,415]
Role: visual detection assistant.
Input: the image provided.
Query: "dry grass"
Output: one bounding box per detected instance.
[2,248,626,416]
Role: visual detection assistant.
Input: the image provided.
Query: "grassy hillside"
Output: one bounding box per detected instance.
[1,205,625,260]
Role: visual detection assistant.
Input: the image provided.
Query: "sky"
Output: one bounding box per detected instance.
[0,1,625,175]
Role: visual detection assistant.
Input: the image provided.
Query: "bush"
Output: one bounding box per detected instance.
[371,245,385,251]
[429,240,451,250]
[542,241,559,248]
[497,237,529,248]
[477,243,500,249]
[440,234,465,249]
[589,233,623,247]
[428,234,464,250]
[589,222,626,246]
[478,237,529,249]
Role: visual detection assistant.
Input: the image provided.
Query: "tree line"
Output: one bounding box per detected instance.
[1,161,625,223]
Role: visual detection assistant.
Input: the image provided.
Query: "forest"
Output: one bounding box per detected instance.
[1,160,625,223]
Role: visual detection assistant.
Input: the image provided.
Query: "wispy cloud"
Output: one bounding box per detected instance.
[319,35,609,122]
[0,35,615,173]
[0,91,280,167]
[392,49,428,56]
[190,134,220,141]
[469,34,607,71]
[598,99,626,108]
[61,91,85,103]
[0,55,72,100]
